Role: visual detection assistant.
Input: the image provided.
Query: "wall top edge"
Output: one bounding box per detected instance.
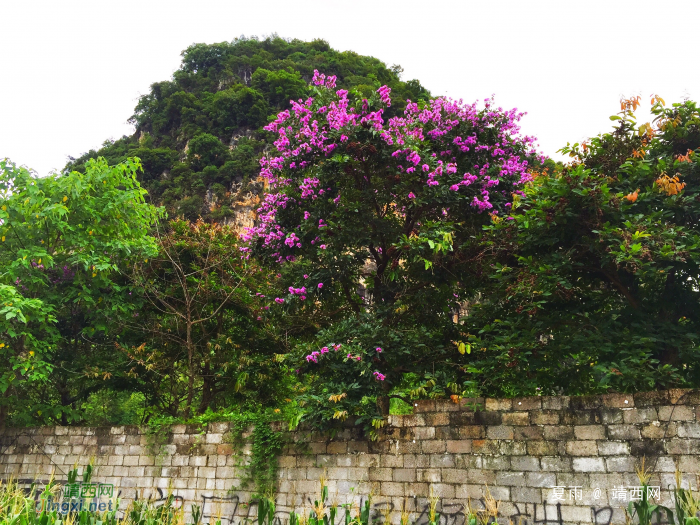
[1,388,698,437]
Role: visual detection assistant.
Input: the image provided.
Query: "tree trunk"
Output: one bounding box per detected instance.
[0,390,9,430]
[376,395,390,416]
[185,320,194,418]
[198,361,212,414]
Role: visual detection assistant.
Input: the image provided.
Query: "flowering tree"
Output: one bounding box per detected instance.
[245,72,542,430]
[461,97,700,397]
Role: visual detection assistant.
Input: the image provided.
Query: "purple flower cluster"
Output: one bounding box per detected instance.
[304,343,342,363]
[243,70,543,260]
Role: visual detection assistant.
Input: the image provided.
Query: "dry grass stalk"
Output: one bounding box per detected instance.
[635,457,652,486]
[400,500,412,525]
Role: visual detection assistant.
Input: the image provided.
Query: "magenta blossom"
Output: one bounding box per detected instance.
[373,371,386,381]
[376,347,383,353]
[318,283,323,289]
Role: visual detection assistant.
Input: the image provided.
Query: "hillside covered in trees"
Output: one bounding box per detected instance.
[65,36,430,225]
[3,36,700,436]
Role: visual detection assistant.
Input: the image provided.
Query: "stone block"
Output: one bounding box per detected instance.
[572,457,605,472]
[561,410,597,425]
[513,397,542,410]
[425,413,450,426]
[511,486,542,503]
[512,426,543,441]
[630,439,664,457]
[381,482,405,497]
[412,400,435,413]
[574,425,606,440]
[421,440,446,454]
[555,472,590,487]
[526,472,557,487]
[308,442,327,454]
[430,484,455,498]
[641,421,675,439]
[474,411,502,426]
[602,393,634,408]
[480,455,511,471]
[566,441,598,456]
[380,454,403,468]
[471,439,500,455]
[336,456,357,467]
[511,456,540,472]
[665,439,700,455]
[543,426,574,440]
[413,427,435,440]
[401,414,426,427]
[658,405,695,421]
[528,441,558,456]
[416,468,441,483]
[597,441,630,456]
[487,426,514,440]
[434,426,459,441]
[558,505,593,523]
[358,454,380,467]
[607,425,641,440]
[405,454,429,468]
[622,408,658,424]
[430,454,455,468]
[442,468,468,484]
[204,433,223,444]
[654,456,678,472]
[605,456,636,473]
[392,468,416,482]
[542,396,569,410]
[107,455,123,466]
[123,455,140,466]
[348,441,369,453]
[677,455,700,473]
[326,441,347,454]
[570,396,603,410]
[496,471,528,486]
[485,398,513,411]
[499,441,527,455]
[467,469,496,484]
[450,411,476,427]
[128,445,144,455]
[598,408,624,425]
[369,468,393,481]
[677,422,700,438]
[633,391,670,407]
[531,411,560,425]
[459,426,486,439]
[446,440,472,453]
[503,412,530,426]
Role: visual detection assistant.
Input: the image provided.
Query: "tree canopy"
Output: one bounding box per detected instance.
[64,36,430,224]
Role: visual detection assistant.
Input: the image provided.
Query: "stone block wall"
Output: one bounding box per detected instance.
[2,390,700,525]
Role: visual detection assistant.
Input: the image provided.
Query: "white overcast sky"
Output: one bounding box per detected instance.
[2,0,700,175]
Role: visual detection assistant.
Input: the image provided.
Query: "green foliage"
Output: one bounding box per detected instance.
[64,36,430,220]
[0,158,163,427]
[461,99,700,396]
[120,218,288,419]
[228,411,284,497]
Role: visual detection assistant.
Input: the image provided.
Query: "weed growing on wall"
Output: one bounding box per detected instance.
[228,412,284,497]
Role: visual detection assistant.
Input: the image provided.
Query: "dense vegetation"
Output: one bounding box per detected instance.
[2,38,700,434]
[65,36,429,223]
